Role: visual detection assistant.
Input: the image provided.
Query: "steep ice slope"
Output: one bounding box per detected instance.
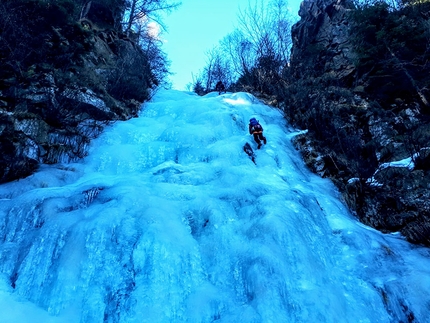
[0,90,429,323]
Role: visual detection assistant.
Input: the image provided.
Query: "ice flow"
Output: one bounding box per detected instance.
[0,90,429,323]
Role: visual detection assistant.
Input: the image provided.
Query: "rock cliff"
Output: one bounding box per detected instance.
[288,0,430,246]
[0,1,155,183]
[290,0,355,83]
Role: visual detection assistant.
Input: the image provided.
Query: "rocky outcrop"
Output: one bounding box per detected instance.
[0,1,154,183]
[288,0,430,246]
[290,0,355,84]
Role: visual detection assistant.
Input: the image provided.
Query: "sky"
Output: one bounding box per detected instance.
[160,0,302,90]
[1,90,430,321]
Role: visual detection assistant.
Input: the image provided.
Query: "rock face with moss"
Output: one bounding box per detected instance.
[287,0,430,246]
[0,0,155,183]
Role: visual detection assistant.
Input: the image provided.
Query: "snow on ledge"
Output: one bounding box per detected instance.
[287,129,308,139]
[379,156,415,171]
[364,152,424,187]
[63,88,108,111]
[366,177,384,187]
[348,178,360,184]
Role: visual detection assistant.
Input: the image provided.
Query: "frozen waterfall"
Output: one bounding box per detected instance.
[0,90,429,323]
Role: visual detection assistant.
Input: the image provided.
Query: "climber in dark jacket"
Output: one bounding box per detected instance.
[215,81,226,95]
[249,118,267,149]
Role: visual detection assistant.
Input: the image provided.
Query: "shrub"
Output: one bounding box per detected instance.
[349,1,430,106]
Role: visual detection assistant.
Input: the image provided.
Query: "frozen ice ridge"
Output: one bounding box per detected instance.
[0,90,429,322]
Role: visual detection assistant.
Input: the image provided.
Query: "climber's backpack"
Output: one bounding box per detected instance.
[250,118,263,132]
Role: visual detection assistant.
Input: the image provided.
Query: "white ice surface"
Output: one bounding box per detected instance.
[0,90,429,323]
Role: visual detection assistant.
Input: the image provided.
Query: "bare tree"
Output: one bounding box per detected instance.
[220,30,254,79]
[237,0,292,70]
[200,46,233,92]
[193,0,293,94]
[123,0,181,35]
[213,0,293,92]
[271,0,292,63]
